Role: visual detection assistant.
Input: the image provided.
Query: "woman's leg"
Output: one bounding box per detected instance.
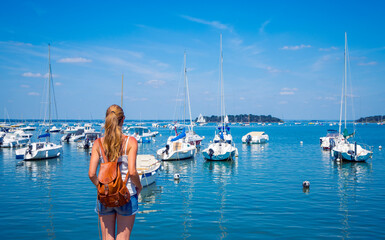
[116,214,136,240]
[99,214,116,240]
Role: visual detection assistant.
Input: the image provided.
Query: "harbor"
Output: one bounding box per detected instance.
[0,121,384,239]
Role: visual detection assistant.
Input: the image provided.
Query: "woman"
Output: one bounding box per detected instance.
[89,104,142,240]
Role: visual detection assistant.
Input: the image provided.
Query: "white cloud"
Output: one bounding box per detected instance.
[58,57,92,63]
[281,44,311,50]
[28,92,40,96]
[146,79,165,88]
[22,72,42,77]
[358,61,377,66]
[278,101,288,104]
[239,97,245,100]
[259,20,270,34]
[280,91,294,95]
[180,15,232,31]
[43,73,59,78]
[319,46,338,51]
[55,82,62,86]
[266,66,281,73]
[280,88,298,95]
[20,84,30,88]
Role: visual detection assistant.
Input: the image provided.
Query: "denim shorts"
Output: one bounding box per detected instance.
[95,194,138,216]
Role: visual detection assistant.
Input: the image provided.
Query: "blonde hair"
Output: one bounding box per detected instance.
[103,104,125,162]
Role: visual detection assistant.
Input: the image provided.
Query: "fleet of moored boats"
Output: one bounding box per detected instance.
[0,32,375,188]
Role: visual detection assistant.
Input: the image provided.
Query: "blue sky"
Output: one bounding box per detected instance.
[1,1,384,120]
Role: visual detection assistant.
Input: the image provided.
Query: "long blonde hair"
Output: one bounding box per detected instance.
[103,104,125,162]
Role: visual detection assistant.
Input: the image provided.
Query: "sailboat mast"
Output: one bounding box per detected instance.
[48,44,52,137]
[183,52,186,126]
[185,52,193,130]
[344,32,347,129]
[121,74,124,108]
[220,34,225,125]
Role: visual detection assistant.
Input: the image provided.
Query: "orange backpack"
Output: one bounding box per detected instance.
[97,137,130,207]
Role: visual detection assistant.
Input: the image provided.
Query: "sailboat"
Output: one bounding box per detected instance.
[156,51,198,160]
[331,33,372,162]
[202,34,238,161]
[196,113,207,126]
[16,44,63,160]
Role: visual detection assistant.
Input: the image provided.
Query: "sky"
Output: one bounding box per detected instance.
[0,0,384,121]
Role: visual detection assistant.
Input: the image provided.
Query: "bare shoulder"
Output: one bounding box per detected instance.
[128,136,138,148]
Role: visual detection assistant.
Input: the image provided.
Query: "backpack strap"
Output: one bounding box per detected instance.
[97,138,109,163]
[122,136,130,185]
[98,137,131,185]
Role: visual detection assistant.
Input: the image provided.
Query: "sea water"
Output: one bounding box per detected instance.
[0,123,384,239]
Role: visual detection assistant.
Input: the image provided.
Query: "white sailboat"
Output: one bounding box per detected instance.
[196,113,207,126]
[16,44,62,160]
[202,34,238,161]
[331,33,372,162]
[157,52,198,160]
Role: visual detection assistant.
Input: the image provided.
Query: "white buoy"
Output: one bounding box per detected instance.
[379,145,382,150]
[159,134,162,137]
[302,181,310,188]
[336,158,341,162]
[174,173,180,180]
[300,141,303,144]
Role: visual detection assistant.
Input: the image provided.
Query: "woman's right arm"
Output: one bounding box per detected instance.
[88,140,100,187]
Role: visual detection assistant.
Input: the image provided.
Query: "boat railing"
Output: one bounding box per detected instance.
[357,142,373,152]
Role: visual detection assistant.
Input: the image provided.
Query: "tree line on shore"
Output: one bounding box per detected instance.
[195,114,282,123]
[356,115,385,123]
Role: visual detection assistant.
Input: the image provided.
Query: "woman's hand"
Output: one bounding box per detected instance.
[136,185,143,195]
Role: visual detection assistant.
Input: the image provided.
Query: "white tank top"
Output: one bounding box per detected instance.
[99,137,137,196]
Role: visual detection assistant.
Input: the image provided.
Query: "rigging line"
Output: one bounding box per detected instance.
[50,66,59,121]
[347,40,357,135]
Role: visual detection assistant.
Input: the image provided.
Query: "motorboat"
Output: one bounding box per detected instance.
[61,129,85,143]
[319,129,343,150]
[137,154,161,187]
[49,125,61,133]
[16,133,62,160]
[77,132,101,149]
[157,128,196,161]
[125,126,158,143]
[0,130,30,148]
[242,131,269,144]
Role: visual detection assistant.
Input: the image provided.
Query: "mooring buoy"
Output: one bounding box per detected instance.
[174,173,180,180]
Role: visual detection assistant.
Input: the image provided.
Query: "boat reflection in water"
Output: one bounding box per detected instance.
[16,157,61,240]
[203,159,238,240]
[333,161,372,239]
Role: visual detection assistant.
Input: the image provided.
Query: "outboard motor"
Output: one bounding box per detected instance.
[246,135,252,144]
[330,138,335,149]
[84,138,90,149]
[27,144,33,155]
[163,144,170,155]
[64,134,71,142]
[208,148,214,159]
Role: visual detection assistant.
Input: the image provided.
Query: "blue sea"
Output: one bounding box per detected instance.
[1,123,384,239]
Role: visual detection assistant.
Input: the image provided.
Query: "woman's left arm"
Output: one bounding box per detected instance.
[127,137,143,195]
